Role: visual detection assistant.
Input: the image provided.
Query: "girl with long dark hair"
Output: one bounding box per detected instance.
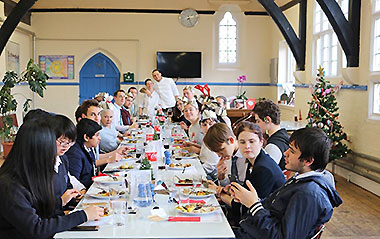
[0,120,103,239]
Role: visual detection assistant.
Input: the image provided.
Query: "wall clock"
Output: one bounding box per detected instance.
[179,8,199,28]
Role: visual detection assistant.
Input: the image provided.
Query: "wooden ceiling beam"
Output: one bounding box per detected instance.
[0,0,37,55]
[316,0,361,67]
[257,0,306,70]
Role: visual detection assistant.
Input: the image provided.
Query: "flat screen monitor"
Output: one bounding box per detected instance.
[156,51,201,78]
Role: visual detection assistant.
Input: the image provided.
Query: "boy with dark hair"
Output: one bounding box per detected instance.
[253,99,289,170]
[80,99,101,124]
[231,127,342,239]
[66,119,102,189]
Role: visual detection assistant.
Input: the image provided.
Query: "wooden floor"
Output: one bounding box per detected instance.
[323,175,380,239]
[0,158,379,238]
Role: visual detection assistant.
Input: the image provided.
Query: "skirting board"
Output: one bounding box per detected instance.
[327,164,380,197]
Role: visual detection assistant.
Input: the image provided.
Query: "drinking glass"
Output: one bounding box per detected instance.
[111,200,125,226]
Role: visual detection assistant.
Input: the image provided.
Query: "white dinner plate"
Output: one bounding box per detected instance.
[93,176,123,185]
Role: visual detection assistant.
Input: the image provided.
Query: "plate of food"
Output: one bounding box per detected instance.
[174,178,194,186]
[180,188,215,199]
[120,155,135,161]
[175,203,219,216]
[89,189,125,200]
[93,176,123,185]
[168,163,192,170]
[173,151,198,159]
[118,162,134,170]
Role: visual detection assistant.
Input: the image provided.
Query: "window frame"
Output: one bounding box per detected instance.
[312,1,347,78]
[214,6,242,69]
[369,1,380,121]
[277,40,296,106]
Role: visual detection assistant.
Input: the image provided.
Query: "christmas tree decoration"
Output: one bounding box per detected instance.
[306,66,350,162]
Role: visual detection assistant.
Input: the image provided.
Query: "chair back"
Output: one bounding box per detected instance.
[310,224,325,239]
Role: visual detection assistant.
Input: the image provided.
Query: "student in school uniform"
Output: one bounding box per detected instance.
[0,120,103,239]
[66,119,102,189]
[49,115,87,215]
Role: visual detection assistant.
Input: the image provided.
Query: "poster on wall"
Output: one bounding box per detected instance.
[39,55,74,79]
[6,41,20,74]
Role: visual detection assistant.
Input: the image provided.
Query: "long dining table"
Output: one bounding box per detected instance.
[55,125,235,239]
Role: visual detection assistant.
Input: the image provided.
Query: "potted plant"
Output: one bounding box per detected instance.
[0,59,48,157]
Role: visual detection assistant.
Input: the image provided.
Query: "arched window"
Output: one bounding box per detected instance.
[313,0,348,76]
[219,12,237,64]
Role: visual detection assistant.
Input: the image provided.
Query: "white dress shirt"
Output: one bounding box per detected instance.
[110,103,130,133]
[153,77,179,108]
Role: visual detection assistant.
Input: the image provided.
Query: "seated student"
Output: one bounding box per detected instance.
[203,123,247,187]
[79,99,101,124]
[216,96,232,128]
[66,119,102,189]
[49,115,84,215]
[183,86,202,109]
[232,127,343,239]
[217,122,285,225]
[127,86,139,117]
[183,101,203,146]
[253,99,289,170]
[0,120,103,239]
[110,90,138,133]
[171,97,191,127]
[99,109,121,153]
[122,93,135,125]
[79,99,128,168]
[198,108,220,180]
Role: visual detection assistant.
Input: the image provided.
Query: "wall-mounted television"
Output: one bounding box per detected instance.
[156,51,201,78]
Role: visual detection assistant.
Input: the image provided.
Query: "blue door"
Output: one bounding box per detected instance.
[79,52,120,103]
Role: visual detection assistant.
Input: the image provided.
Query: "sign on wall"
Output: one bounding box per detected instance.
[6,41,20,74]
[39,55,74,79]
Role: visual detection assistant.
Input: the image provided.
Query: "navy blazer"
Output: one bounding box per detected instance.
[231,149,286,223]
[66,141,96,189]
[53,155,73,215]
[0,181,87,239]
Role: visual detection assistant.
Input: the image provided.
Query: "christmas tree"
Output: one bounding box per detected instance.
[306,66,350,162]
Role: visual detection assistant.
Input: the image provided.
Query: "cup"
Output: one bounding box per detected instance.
[111,200,126,226]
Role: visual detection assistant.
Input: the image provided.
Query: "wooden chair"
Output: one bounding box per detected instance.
[310,224,325,239]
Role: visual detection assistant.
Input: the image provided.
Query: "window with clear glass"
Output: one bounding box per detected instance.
[313,1,348,76]
[372,1,380,71]
[373,83,380,114]
[277,41,296,106]
[219,12,237,64]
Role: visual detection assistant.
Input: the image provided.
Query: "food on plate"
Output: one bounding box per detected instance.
[175,203,216,214]
[122,155,134,160]
[119,162,134,170]
[174,150,197,158]
[169,163,192,168]
[95,189,117,197]
[176,178,193,184]
[182,188,214,196]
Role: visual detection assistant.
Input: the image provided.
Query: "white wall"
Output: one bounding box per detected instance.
[30,9,275,120]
